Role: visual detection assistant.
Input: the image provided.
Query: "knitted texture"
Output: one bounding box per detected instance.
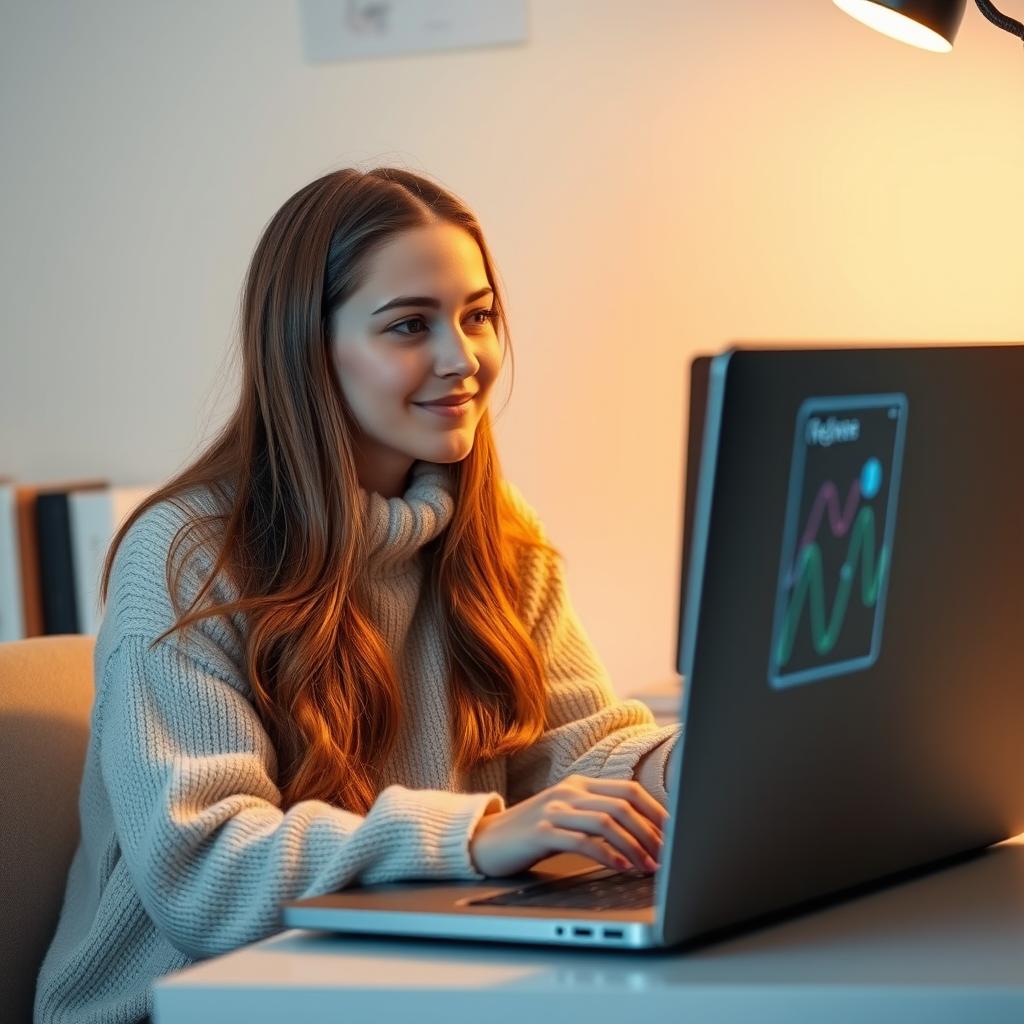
[34,461,680,1023]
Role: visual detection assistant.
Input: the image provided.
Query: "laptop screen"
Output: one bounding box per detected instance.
[676,354,711,675]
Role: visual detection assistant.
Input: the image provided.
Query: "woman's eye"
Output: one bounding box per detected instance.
[391,309,497,337]
[392,317,428,336]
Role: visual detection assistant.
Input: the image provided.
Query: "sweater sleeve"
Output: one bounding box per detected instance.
[501,483,682,807]
[97,633,504,961]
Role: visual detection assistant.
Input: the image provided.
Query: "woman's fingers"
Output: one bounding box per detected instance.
[548,808,658,872]
[543,826,635,873]
[567,775,670,830]
[567,796,663,860]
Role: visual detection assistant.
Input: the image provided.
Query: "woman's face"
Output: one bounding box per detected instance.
[329,222,503,498]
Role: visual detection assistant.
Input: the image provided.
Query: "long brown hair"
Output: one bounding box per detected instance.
[100,167,560,814]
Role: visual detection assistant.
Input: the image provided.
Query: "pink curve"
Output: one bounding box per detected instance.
[785,477,862,586]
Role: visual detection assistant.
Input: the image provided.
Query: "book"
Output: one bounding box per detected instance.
[36,481,108,634]
[69,485,156,635]
[12,480,107,637]
[0,479,25,642]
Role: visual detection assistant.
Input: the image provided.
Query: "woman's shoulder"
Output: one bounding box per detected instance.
[101,482,245,669]
[499,477,548,541]
[114,483,229,584]
[498,477,570,627]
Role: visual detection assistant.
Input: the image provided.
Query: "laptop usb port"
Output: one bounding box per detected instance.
[572,927,593,937]
[603,928,624,939]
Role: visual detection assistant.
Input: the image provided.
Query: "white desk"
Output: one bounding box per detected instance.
[154,833,1024,1024]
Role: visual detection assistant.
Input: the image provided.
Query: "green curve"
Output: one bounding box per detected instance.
[775,506,889,668]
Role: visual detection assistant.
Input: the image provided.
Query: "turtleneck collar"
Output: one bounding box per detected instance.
[357,460,456,578]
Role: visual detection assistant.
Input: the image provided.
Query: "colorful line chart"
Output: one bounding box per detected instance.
[768,394,908,690]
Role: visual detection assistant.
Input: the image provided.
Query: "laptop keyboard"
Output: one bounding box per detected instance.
[468,867,655,912]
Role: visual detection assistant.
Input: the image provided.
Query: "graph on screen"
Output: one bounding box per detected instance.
[768,393,908,689]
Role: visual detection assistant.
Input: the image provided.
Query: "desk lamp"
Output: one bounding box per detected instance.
[833,0,1024,51]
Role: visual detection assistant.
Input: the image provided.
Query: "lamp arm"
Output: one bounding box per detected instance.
[975,0,1024,42]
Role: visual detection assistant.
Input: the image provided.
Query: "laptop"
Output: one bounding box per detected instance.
[283,342,1024,950]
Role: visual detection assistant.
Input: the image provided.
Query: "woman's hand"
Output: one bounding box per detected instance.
[469,774,669,878]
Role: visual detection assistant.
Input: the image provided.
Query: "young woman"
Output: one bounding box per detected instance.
[34,167,681,1024]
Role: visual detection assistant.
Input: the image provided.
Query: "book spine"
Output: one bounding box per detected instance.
[16,489,44,637]
[70,492,115,636]
[36,492,80,634]
[0,483,25,641]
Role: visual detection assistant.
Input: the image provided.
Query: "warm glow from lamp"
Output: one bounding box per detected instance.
[833,0,955,51]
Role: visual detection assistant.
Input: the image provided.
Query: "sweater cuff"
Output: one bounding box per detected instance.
[600,724,681,806]
[634,731,681,806]
[365,785,506,884]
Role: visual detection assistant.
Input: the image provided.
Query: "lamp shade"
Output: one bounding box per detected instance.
[832,0,969,51]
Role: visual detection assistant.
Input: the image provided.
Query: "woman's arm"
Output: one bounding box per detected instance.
[502,586,681,805]
[98,633,504,961]
[502,484,682,806]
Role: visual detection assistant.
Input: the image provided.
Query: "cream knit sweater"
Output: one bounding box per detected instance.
[34,460,680,1024]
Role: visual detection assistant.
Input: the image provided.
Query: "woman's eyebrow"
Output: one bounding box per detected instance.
[371,287,493,316]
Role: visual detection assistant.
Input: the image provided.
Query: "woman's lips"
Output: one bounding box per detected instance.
[415,399,473,418]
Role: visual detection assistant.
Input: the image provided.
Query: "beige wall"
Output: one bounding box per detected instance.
[2,1,1021,696]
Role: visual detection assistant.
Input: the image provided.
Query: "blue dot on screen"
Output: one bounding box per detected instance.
[861,457,883,499]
